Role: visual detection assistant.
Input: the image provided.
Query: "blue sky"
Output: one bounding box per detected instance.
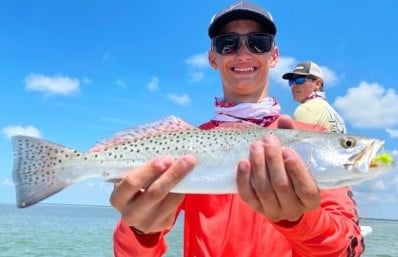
[1,0,397,219]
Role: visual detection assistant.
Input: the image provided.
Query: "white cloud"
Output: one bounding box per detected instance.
[350,168,396,209]
[185,52,209,69]
[320,66,338,85]
[1,179,14,187]
[388,175,398,187]
[116,79,127,88]
[189,71,204,83]
[333,82,398,129]
[367,194,379,202]
[167,93,190,106]
[271,56,338,87]
[386,128,398,138]
[378,193,397,203]
[102,51,114,64]
[2,125,42,138]
[147,77,159,91]
[371,179,387,191]
[185,52,209,83]
[271,56,296,87]
[25,73,80,96]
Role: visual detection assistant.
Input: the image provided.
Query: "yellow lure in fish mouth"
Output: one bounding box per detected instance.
[370,153,394,168]
[345,140,386,172]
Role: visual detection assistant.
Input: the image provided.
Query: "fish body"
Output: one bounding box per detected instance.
[12,116,395,208]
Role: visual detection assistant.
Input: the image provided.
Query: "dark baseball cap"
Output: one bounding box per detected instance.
[208,1,277,38]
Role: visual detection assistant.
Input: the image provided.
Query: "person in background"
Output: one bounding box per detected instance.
[283,61,347,133]
[109,2,364,256]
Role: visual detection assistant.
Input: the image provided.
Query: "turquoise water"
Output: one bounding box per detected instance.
[0,204,117,257]
[0,203,396,257]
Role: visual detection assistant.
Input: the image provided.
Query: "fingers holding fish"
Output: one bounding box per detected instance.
[250,141,281,212]
[261,136,302,221]
[144,155,196,199]
[255,136,302,221]
[259,136,320,221]
[110,155,174,210]
[237,135,320,222]
[282,148,320,211]
[236,144,271,214]
[237,137,287,217]
[236,160,255,205]
[110,155,196,233]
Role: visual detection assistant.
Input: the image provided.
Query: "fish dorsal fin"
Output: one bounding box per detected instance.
[215,121,263,130]
[91,116,197,151]
[115,115,197,138]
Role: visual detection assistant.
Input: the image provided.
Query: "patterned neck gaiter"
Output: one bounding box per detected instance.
[304,91,326,102]
[211,97,281,127]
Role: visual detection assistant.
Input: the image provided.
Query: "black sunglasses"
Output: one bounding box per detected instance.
[212,33,274,55]
[288,76,317,87]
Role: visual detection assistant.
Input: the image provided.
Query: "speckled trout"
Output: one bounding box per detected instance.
[12,116,395,208]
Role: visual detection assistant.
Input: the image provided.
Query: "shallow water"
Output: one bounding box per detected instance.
[0,203,396,257]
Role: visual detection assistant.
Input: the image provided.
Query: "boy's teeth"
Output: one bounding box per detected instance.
[234,67,254,72]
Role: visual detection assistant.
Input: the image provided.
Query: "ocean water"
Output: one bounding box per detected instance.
[0,203,397,257]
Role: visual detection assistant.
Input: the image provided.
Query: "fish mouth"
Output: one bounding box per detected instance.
[345,140,385,173]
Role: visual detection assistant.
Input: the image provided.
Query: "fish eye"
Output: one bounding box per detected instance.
[340,137,356,148]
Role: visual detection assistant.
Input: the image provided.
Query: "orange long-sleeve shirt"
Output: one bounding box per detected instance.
[113,118,364,257]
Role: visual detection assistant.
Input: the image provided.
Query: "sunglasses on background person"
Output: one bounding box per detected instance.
[288,76,317,87]
[212,33,274,55]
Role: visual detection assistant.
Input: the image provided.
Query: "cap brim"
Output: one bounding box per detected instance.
[282,72,309,80]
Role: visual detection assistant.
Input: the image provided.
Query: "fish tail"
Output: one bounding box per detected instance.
[12,135,82,208]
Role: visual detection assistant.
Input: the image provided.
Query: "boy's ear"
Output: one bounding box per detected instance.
[208,50,218,69]
[270,46,279,68]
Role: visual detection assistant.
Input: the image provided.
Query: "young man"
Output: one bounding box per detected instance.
[110,2,364,256]
[283,61,347,133]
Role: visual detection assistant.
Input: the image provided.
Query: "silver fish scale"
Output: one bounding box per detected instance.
[97,129,262,161]
[90,129,259,167]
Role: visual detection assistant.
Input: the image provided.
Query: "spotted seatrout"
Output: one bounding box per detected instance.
[12,116,395,208]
